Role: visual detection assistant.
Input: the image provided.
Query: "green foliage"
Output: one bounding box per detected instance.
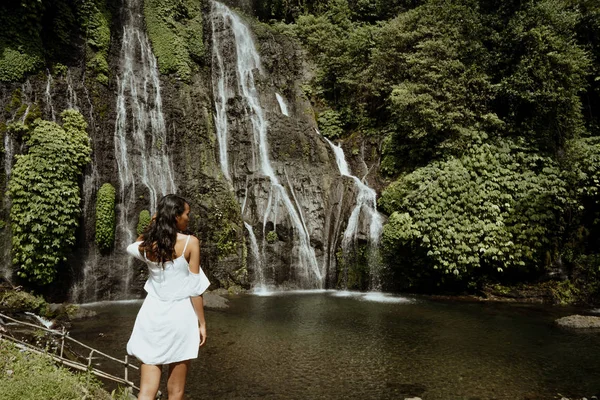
[266,230,278,244]
[143,0,204,81]
[317,109,344,139]
[336,244,370,290]
[0,290,47,314]
[95,183,116,251]
[495,0,591,151]
[8,110,91,285]
[0,341,116,400]
[80,0,111,85]
[380,140,568,283]
[566,137,600,205]
[205,193,241,260]
[136,210,151,236]
[0,47,44,82]
[0,1,44,81]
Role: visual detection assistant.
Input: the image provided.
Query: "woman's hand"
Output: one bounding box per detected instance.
[199,324,207,346]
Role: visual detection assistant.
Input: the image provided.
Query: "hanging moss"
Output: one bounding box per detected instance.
[95,183,116,251]
[8,110,91,285]
[137,210,151,236]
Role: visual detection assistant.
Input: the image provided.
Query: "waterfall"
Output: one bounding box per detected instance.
[211,1,322,288]
[211,17,231,182]
[275,93,289,116]
[44,71,56,121]
[66,70,79,110]
[244,222,268,291]
[71,71,102,303]
[324,137,384,289]
[112,0,177,296]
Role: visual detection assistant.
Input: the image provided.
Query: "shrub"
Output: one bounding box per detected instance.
[266,230,278,244]
[8,110,91,285]
[380,140,568,284]
[0,290,46,314]
[136,210,151,236]
[95,183,116,251]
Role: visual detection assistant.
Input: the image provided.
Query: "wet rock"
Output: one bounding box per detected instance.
[555,314,600,329]
[203,292,229,309]
[47,303,97,320]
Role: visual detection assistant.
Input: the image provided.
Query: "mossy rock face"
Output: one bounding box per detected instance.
[0,290,47,314]
[143,0,204,82]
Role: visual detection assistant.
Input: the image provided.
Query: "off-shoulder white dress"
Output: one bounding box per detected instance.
[126,235,210,365]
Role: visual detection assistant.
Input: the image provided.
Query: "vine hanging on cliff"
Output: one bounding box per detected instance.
[8,110,92,285]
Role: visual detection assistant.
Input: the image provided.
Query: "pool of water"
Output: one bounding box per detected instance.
[71,292,600,399]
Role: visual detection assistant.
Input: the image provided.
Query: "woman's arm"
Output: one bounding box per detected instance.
[191,295,207,346]
[188,236,207,346]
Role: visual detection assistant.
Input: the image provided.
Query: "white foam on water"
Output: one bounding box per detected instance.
[24,312,54,329]
[361,292,413,304]
[79,299,144,308]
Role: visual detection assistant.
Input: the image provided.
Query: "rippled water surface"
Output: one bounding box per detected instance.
[71,292,600,399]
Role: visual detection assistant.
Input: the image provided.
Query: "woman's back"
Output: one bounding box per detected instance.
[127,234,209,301]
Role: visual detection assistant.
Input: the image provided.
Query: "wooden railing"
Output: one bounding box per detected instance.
[0,312,140,393]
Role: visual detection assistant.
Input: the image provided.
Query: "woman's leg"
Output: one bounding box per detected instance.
[138,363,162,400]
[166,360,190,400]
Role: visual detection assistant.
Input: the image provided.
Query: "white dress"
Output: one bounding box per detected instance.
[126,235,210,365]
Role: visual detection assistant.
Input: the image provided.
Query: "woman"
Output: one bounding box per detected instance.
[126,194,210,400]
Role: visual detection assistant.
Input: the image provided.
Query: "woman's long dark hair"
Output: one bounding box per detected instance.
[140,194,188,265]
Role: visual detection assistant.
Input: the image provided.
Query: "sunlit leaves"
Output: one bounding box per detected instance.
[380,140,567,279]
[8,110,91,285]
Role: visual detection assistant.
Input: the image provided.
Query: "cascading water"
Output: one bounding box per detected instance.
[211,1,322,289]
[44,71,56,121]
[71,71,102,302]
[324,137,385,289]
[66,70,79,110]
[112,0,177,297]
[275,93,289,116]
[244,222,267,291]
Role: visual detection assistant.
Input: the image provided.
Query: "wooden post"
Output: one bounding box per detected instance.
[124,355,128,384]
[87,349,94,368]
[60,327,66,358]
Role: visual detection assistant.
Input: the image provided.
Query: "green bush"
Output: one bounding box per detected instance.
[8,110,91,285]
[266,230,278,244]
[95,183,116,251]
[317,109,344,139]
[0,290,47,314]
[380,140,568,283]
[0,46,43,82]
[136,210,151,236]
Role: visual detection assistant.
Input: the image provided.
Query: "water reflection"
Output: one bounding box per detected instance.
[72,292,600,399]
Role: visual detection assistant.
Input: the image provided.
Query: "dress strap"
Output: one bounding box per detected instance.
[182,235,191,255]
